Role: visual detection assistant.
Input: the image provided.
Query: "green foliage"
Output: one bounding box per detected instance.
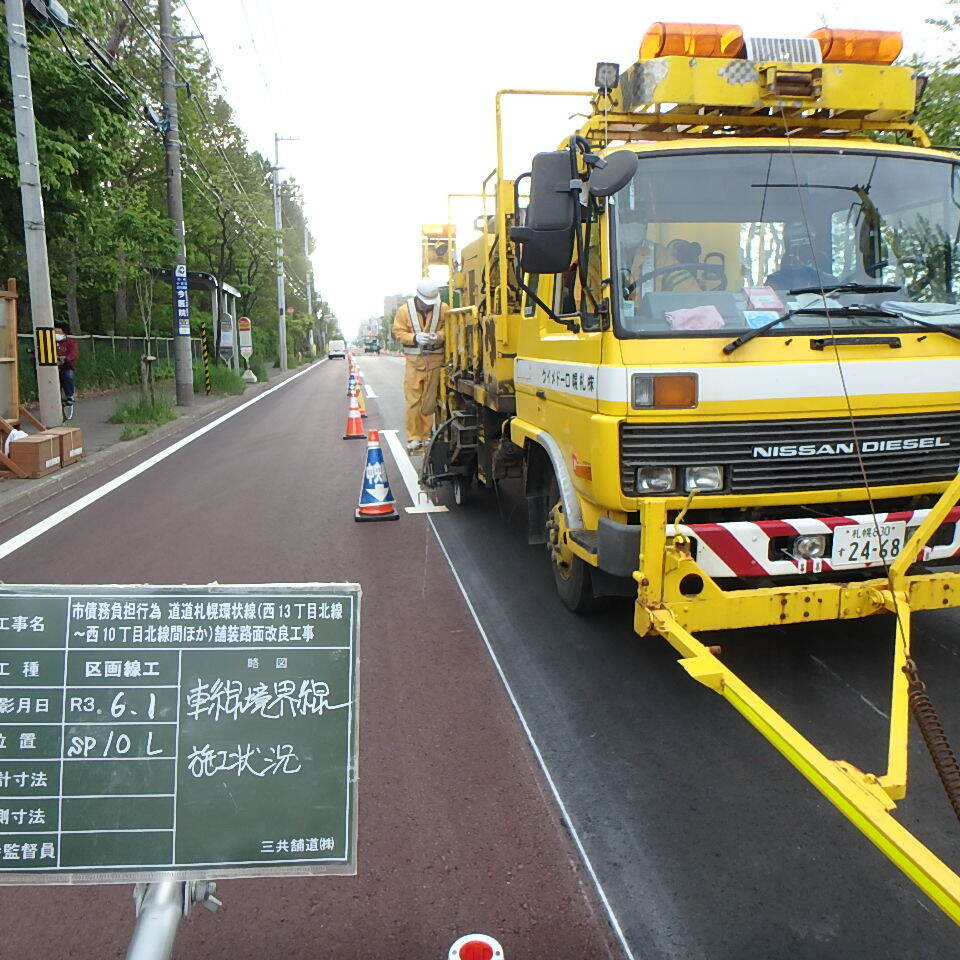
[914,4,960,144]
[0,1,321,394]
[108,395,176,426]
[17,341,176,401]
[196,363,245,396]
[119,423,151,441]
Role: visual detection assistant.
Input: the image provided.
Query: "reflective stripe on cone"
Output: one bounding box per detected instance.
[342,392,366,440]
[355,430,399,522]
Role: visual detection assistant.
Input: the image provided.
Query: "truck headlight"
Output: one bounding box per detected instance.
[684,465,723,491]
[637,465,676,492]
[793,534,827,559]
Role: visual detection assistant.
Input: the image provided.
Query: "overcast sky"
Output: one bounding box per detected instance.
[187,0,957,338]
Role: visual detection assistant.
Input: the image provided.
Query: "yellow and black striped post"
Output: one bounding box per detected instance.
[198,320,212,395]
[35,326,58,365]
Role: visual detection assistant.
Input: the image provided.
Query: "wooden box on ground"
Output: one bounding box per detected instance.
[42,426,83,466]
[8,434,60,478]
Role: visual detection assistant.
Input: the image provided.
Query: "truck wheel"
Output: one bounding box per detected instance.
[547,479,595,613]
[452,476,470,506]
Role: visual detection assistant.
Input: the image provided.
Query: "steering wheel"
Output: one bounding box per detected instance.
[837,257,920,286]
[623,262,726,296]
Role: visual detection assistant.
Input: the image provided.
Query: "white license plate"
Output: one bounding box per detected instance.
[831,521,906,567]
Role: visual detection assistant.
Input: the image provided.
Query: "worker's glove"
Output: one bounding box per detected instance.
[415,332,433,346]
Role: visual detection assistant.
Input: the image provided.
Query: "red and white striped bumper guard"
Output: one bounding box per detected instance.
[672,507,960,578]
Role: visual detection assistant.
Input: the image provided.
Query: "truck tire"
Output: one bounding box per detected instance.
[547,477,595,613]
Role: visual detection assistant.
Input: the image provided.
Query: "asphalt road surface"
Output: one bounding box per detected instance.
[355,353,960,960]
[0,361,622,960]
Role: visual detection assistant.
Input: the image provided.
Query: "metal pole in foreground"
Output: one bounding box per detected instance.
[125,879,221,960]
[158,0,194,406]
[124,882,183,960]
[5,0,63,428]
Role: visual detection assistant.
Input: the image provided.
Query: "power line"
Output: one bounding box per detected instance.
[235,0,273,98]
[117,0,271,231]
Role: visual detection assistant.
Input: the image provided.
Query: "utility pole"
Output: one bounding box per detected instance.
[5,0,62,428]
[303,219,313,319]
[158,0,194,405]
[272,134,297,372]
[302,199,316,354]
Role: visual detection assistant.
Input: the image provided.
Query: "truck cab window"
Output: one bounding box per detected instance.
[523,274,540,317]
[552,208,603,329]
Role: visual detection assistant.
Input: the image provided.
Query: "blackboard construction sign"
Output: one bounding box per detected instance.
[0,584,359,884]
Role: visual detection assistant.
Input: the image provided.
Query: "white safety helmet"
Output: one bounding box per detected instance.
[415,279,440,305]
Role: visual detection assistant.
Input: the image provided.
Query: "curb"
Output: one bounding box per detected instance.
[0,365,315,526]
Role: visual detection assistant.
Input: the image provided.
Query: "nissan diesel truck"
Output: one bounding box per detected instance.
[421,22,960,926]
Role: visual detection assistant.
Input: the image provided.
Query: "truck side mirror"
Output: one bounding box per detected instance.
[509,150,576,274]
[587,150,638,197]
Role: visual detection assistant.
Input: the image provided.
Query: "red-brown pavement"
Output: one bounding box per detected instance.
[0,360,623,959]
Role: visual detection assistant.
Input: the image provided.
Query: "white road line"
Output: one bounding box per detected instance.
[429,519,636,960]
[363,384,378,399]
[0,361,325,561]
[379,430,446,513]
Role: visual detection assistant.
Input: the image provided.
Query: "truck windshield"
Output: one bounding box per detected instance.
[613,148,960,337]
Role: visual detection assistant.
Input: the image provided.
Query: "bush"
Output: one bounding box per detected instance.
[248,357,268,382]
[108,396,177,427]
[18,341,180,403]
[119,424,151,441]
[195,363,245,396]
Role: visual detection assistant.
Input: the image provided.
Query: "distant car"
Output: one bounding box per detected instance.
[327,339,346,359]
[364,339,381,354]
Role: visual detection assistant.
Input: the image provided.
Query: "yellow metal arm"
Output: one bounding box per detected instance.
[651,608,960,926]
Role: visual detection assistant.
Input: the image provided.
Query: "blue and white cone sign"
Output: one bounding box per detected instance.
[355,431,399,521]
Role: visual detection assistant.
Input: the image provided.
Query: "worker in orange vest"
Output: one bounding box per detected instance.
[392,279,448,452]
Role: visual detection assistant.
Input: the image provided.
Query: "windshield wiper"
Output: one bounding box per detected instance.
[723,309,813,354]
[872,304,960,343]
[787,282,902,296]
[724,303,960,355]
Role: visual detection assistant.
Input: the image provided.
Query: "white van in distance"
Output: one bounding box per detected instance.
[327,339,346,359]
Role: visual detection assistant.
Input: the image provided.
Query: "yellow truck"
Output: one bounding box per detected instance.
[422,21,960,926]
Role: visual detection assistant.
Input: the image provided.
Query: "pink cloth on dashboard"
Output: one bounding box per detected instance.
[665,305,725,330]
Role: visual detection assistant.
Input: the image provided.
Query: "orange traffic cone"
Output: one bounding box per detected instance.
[355,431,399,522]
[342,392,366,439]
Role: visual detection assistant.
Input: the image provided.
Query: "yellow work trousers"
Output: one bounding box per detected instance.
[404,361,441,443]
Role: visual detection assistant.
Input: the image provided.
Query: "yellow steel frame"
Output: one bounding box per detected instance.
[637,471,960,924]
[578,110,930,147]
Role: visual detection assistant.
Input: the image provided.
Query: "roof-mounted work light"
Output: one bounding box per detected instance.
[640,22,744,60]
[594,61,620,92]
[809,27,902,64]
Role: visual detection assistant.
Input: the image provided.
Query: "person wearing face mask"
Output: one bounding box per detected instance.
[391,279,448,452]
[54,322,78,417]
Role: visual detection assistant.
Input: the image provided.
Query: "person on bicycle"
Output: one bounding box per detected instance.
[55,322,78,412]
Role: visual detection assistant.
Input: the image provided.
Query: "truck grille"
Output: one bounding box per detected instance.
[620,411,960,496]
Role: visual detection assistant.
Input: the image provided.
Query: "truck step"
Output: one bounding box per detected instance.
[569,529,598,556]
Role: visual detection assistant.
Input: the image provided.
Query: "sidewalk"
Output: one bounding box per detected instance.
[0,365,295,524]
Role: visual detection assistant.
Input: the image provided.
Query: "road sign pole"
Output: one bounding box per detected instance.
[125,882,183,960]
